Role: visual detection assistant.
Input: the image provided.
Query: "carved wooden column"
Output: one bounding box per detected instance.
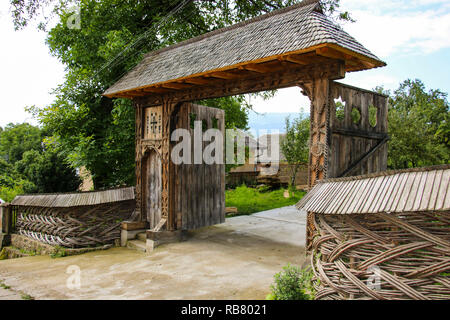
[301,78,331,251]
[307,78,331,186]
[161,98,174,231]
[133,99,144,221]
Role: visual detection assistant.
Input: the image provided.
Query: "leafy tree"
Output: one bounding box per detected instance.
[0,157,35,202]
[386,79,449,169]
[198,96,249,130]
[15,149,81,193]
[0,123,42,163]
[281,113,310,186]
[0,123,81,199]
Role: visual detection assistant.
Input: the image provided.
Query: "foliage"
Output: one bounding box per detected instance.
[50,246,67,258]
[198,96,249,130]
[21,294,34,300]
[15,149,81,193]
[225,185,306,215]
[0,157,35,201]
[268,264,315,300]
[0,123,42,163]
[0,123,81,200]
[386,79,449,169]
[281,113,310,186]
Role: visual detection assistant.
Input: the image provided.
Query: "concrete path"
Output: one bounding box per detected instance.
[0,286,23,300]
[0,206,307,300]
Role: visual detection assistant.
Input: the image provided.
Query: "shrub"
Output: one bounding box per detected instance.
[268,264,315,300]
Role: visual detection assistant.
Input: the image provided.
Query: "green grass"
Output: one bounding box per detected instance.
[225,185,306,215]
[0,281,11,290]
[21,293,34,300]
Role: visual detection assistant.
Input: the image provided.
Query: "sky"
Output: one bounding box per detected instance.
[1,0,450,128]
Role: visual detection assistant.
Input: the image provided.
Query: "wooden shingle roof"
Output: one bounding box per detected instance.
[296,165,450,214]
[104,0,385,98]
[11,187,135,208]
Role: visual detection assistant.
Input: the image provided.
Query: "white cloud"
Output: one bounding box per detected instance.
[341,70,400,92]
[340,0,450,57]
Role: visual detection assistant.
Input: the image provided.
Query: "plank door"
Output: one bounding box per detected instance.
[173,103,225,230]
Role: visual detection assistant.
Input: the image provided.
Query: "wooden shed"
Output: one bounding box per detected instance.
[297,165,450,300]
[103,0,387,238]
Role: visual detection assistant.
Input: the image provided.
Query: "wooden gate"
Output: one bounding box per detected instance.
[172,103,226,230]
[328,81,388,178]
[137,102,225,231]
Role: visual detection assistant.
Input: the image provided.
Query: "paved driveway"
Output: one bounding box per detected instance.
[0,206,307,300]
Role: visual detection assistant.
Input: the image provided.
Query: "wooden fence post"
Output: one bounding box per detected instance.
[0,203,12,248]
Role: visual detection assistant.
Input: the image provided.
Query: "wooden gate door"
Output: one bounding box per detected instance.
[144,150,162,229]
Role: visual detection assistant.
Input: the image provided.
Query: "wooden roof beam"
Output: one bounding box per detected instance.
[161,82,193,90]
[318,45,377,69]
[283,54,309,65]
[206,71,240,80]
[316,47,346,61]
[240,63,273,73]
[142,87,174,94]
[127,90,147,97]
[183,77,213,85]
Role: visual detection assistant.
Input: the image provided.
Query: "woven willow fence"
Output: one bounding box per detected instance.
[310,211,450,300]
[13,201,135,248]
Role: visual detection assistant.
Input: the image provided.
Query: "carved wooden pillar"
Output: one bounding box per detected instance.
[307,78,331,186]
[301,78,331,251]
[133,99,144,221]
[161,98,174,231]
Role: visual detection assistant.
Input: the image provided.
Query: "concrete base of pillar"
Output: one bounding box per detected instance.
[145,230,188,252]
[120,229,147,247]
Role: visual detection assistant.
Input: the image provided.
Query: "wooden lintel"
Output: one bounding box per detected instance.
[136,61,345,107]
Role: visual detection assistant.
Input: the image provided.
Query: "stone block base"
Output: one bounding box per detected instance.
[146,230,188,252]
[120,229,147,247]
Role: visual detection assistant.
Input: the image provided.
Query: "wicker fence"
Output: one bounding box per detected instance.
[11,187,135,248]
[310,211,450,300]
